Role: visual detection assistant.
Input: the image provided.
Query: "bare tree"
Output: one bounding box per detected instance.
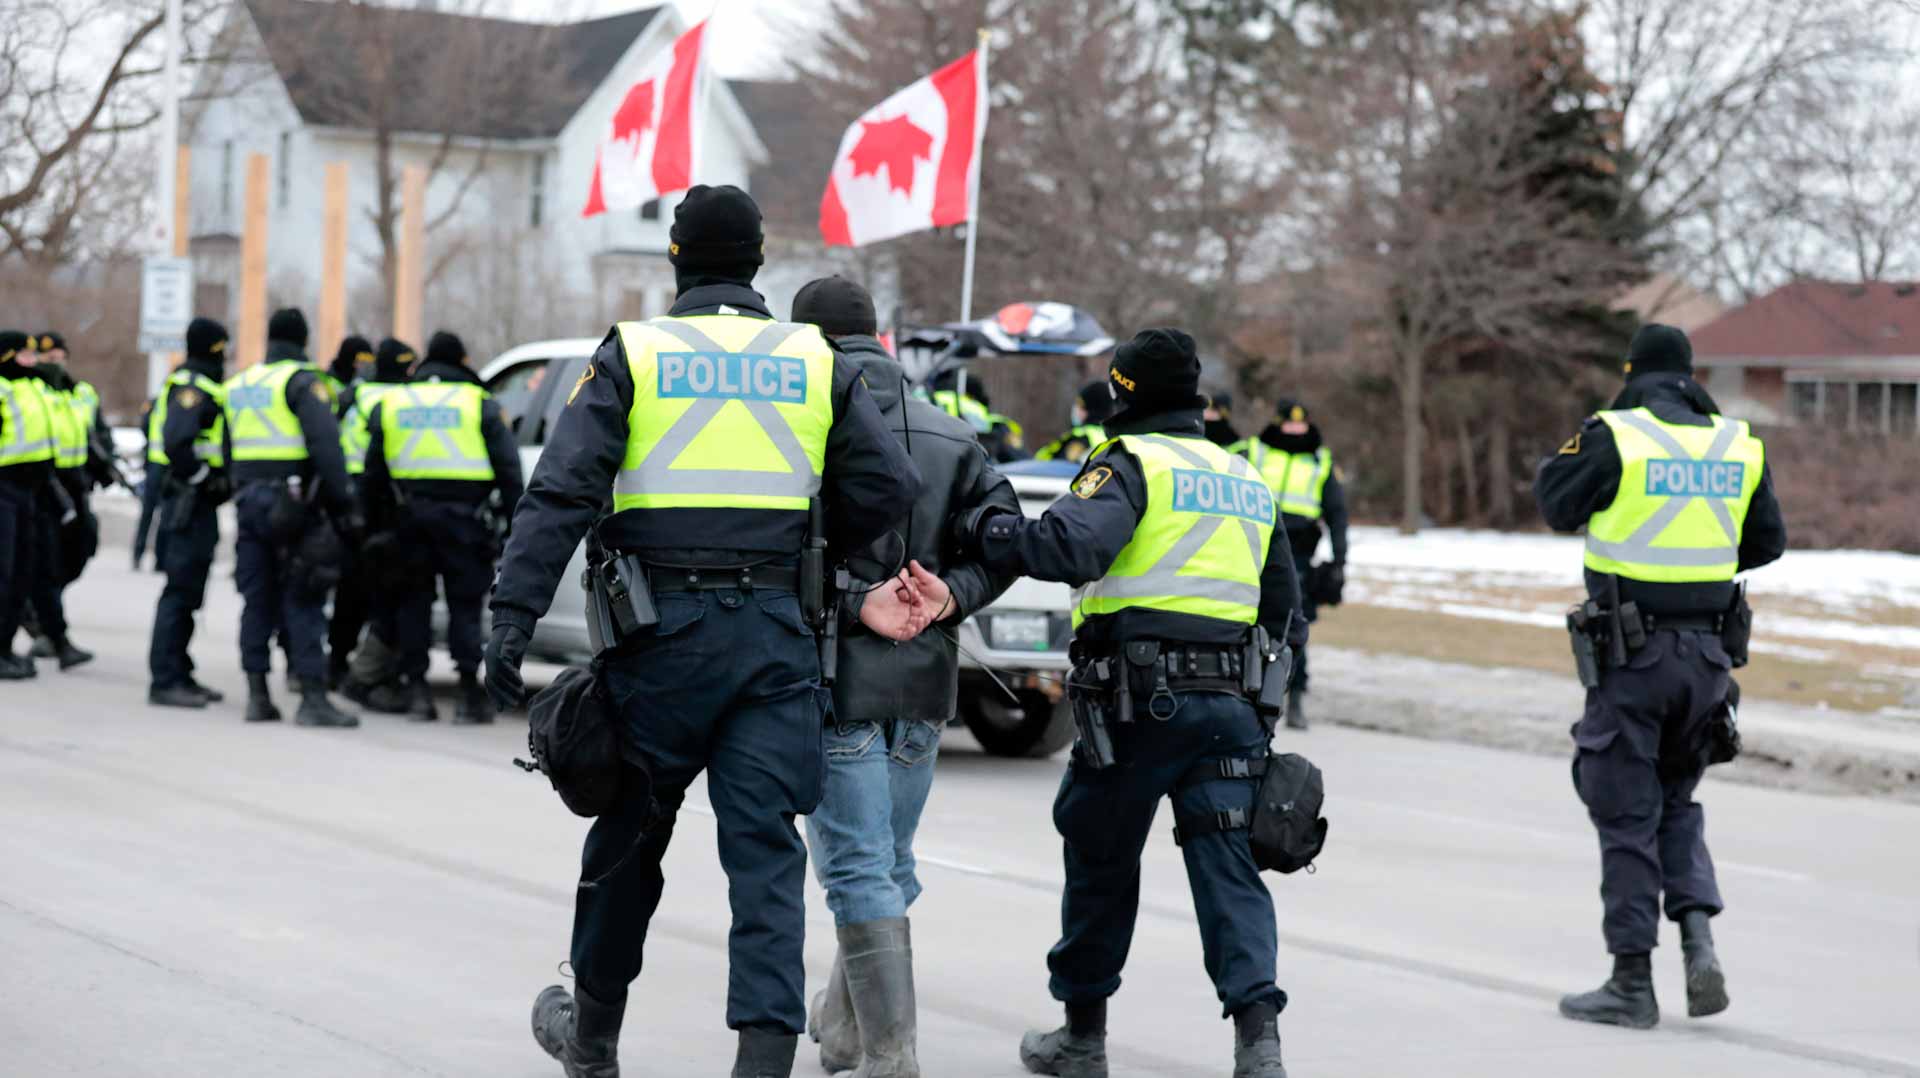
[1,0,229,263]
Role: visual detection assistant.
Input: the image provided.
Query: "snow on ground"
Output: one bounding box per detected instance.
[1332,526,1920,658]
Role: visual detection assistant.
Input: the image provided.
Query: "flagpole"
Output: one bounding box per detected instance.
[957,27,989,324]
[691,11,713,184]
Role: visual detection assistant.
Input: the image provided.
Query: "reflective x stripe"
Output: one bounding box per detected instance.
[387,385,489,477]
[614,320,822,499]
[0,383,52,459]
[1585,412,1743,568]
[229,368,303,453]
[1078,434,1266,609]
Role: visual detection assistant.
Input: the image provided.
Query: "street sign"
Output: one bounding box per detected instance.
[139,255,194,353]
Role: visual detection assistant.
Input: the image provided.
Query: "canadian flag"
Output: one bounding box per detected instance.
[583,20,707,218]
[819,50,987,247]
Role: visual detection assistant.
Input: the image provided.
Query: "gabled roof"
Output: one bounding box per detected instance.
[1692,279,1920,361]
[243,0,661,140]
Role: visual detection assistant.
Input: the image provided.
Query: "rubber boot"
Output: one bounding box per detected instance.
[732,1025,797,1078]
[30,634,55,659]
[244,672,282,723]
[1285,687,1308,730]
[364,678,413,714]
[842,918,917,1077]
[295,678,360,728]
[453,670,494,725]
[1559,952,1659,1029]
[406,676,438,722]
[809,948,860,1074]
[1231,1001,1287,1078]
[1680,910,1729,1017]
[1019,1001,1108,1078]
[54,638,94,670]
[531,984,622,1078]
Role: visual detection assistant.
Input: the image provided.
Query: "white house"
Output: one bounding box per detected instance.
[182,0,877,359]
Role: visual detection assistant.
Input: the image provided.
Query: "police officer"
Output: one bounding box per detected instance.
[1203,389,1239,447]
[953,329,1305,1078]
[1237,399,1348,729]
[329,335,407,691]
[324,334,372,401]
[488,185,918,1078]
[20,335,100,668]
[0,330,55,678]
[1034,381,1114,463]
[1535,324,1786,1028]
[360,330,521,722]
[149,318,235,708]
[225,308,359,727]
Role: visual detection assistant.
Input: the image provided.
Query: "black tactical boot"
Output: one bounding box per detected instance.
[453,670,494,725]
[1231,1001,1288,1078]
[364,678,413,714]
[732,1025,797,1078]
[1019,1001,1108,1078]
[842,917,917,1077]
[184,677,225,703]
[810,948,859,1074]
[406,677,438,722]
[531,984,622,1078]
[149,684,209,709]
[295,678,360,728]
[1559,952,1659,1029]
[54,638,94,670]
[0,653,36,679]
[1285,688,1308,730]
[244,672,282,723]
[1680,910,1729,1017]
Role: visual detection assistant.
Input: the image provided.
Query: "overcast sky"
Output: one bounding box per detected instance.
[506,0,826,77]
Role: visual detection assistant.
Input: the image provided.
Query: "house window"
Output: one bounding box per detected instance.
[1789,381,1819,422]
[1820,380,1851,427]
[639,199,660,221]
[221,139,235,215]
[277,131,291,209]
[530,154,545,228]
[1857,382,1884,432]
[1892,383,1918,436]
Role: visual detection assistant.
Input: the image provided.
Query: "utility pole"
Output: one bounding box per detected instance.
[147,0,184,399]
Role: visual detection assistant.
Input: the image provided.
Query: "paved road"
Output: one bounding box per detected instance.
[3,548,1918,1077]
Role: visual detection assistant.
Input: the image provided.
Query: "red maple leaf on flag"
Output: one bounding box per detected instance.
[848,114,933,195]
[612,80,656,151]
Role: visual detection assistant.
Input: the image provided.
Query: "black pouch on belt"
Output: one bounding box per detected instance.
[517,663,655,818]
[1721,583,1752,669]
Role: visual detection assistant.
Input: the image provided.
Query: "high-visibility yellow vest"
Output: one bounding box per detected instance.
[612,316,834,513]
[146,371,228,468]
[48,386,88,470]
[72,381,100,432]
[1072,433,1276,629]
[932,389,992,433]
[341,382,405,475]
[1243,441,1331,521]
[380,381,494,482]
[225,360,313,462]
[1583,408,1765,584]
[0,375,56,468]
[1035,423,1107,462]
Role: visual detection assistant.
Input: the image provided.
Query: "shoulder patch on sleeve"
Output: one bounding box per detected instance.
[176,388,201,409]
[1558,432,1582,455]
[1073,465,1114,500]
[311,380,335,404]
[567,363,596,406]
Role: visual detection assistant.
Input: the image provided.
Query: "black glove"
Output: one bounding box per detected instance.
[1323,561,1345,606]
[950,505,1016,556]
[485,621,530,711]
[1286,608,1310,651]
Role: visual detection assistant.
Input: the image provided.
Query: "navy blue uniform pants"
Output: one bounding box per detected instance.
[0,480,37,646]
[571,587,828,1032]
[149,498,218,690]
[1572,629,1729,954]
[1049,690,1285,1017]
[234,482,327,683]
[26,483,69,641]
[1288,549,1317,692]
[393,497,493,679]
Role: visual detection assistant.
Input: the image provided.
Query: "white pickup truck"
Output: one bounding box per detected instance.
[479,340,1077,758]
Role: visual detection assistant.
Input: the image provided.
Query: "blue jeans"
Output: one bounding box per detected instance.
[807,718,944,927]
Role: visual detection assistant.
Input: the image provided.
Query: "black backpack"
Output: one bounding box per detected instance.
[516,665,651,819]
[1174,751,1329,874]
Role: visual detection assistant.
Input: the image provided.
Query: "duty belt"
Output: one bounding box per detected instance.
[647,563,801,593]
[1641,612,1724,634]
[1071,644,1245,696]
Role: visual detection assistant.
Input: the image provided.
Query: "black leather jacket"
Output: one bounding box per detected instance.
[833,335,1019,724]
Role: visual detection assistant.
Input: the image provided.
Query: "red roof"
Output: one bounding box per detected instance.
[1691,279,1920,360]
